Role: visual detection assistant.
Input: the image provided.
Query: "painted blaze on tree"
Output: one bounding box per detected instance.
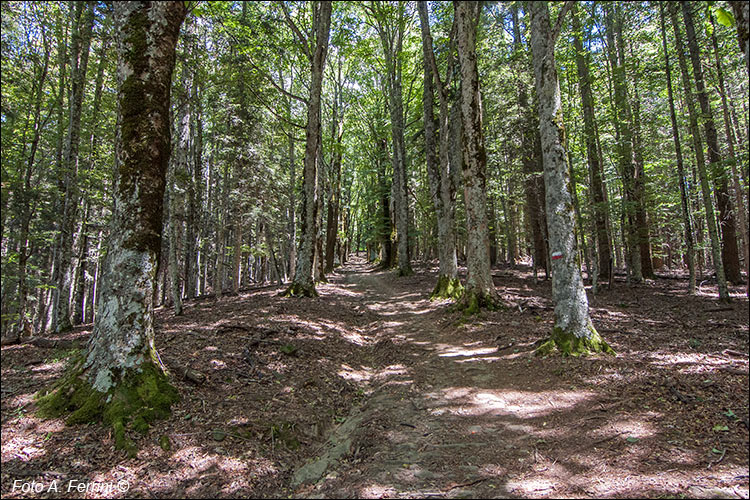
[37,1,187,455]
[529,1,613,356]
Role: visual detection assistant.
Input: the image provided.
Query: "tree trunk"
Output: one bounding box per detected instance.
[284,1,331,297]
[54,1,95,333]
[418,0,460,298]
[660,3,696,294]
[710,12,749,293]
[572,5,611,280]
[530,1,612,356]
[605,3,641,283]
[40,2,187,454]
[455,0,497,311]
[729,1,749,72]
[682,1,741,285]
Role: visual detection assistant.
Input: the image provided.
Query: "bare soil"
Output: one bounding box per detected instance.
[2,257,748,498]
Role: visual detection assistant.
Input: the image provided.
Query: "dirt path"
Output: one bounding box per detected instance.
[1,259,747,499]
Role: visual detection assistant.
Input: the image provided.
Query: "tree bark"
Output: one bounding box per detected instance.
[84,1,186,391]
[54,1,95,333]
[455,0,498,310]
[530,1,612,356]
[670,3,729,300]
[285,1,331,297]
[682,1,740,287]
[418,1,460,298]
[604,3,641,283]
[660,3,696,294]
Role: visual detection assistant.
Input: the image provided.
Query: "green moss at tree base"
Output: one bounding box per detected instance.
[454,288,502,315]
[281,282,318,298]
[36,353,179,457]
[430,276,464,300]
[535,325,616,357]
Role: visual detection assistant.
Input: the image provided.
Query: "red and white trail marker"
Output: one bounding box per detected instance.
[551,251,563,261]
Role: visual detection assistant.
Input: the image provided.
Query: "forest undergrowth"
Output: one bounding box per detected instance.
[1,257,748,499]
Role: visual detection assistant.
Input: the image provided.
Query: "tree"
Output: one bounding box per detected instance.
[660,3,696,294]
[529,1,613,356]
[571,4,611,281]
[455,0,498,312]
[38,1,187,455]
[418,1,461,299]
[283,1,333,297]
[682,1,742,286]
[368,1,413,277]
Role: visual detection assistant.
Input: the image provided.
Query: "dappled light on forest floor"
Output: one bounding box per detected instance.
[1,261,747,498]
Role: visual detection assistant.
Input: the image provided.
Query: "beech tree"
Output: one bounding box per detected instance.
[38,1,187,454]
[455,0,498,311]
[530,1,613,356]
[284,1,333,297]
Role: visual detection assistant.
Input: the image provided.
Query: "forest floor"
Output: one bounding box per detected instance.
[2,257,749,499]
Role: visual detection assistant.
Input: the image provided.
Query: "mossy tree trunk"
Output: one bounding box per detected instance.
[37,2,187,454]
[530,1,613,356]
[455,0,498,310]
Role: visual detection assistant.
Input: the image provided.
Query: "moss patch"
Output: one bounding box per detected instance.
[535,325,616,357]
[430,276,464,301]
[36,354,179,457]
[453,288,502,315]
[281,282,318,298]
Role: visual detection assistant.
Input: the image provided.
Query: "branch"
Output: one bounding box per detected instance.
[551,1,574,45]
[278,1,311,60]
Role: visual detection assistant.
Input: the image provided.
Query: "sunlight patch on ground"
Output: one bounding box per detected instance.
[506,477,558,495]
[338,363,374,382]
[646,352,741,374]
[359,483,397,498]
[434,344,499,358]
[426,388,595,419]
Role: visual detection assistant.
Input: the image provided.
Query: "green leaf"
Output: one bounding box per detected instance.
[723,409,736,419]
[626,437,639,443]
[714,7,736,27]
[712,447,724,454]
[712,425,729,432]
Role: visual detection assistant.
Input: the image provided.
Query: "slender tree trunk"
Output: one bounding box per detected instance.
[54,1,95,333]
[285,1,331,296]
[670,3,728,300]
[660,3,696,294]
[682,2,740,289]
[572,5,611,280]
[167,159,183,315]
[530,1,612,356]
[605,3,641,283]
[455,0,498,310]
[710,13,749,292]
[418,0,460,298]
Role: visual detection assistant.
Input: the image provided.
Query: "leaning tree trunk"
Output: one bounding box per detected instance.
[674,3,730,299]
[660,3,696,294]
[530,1,613,356]
[682,1,741,286]
[38,1,187,456]
[729,1,749,72]
[284,1,331,297]
[455,0,498,312]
